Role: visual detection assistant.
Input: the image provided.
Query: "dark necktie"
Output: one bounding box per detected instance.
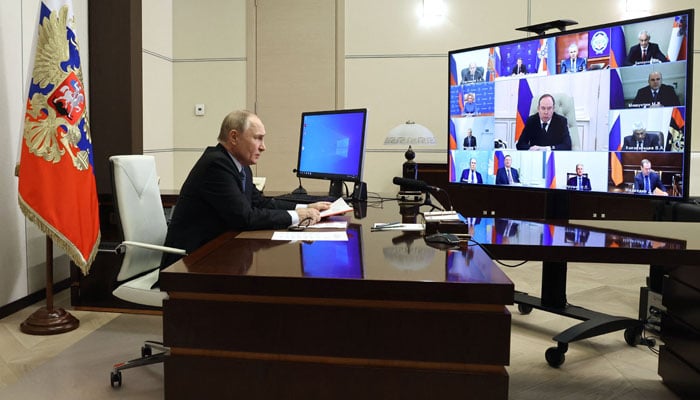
[542,122,548,133]
[645,176,650,193]
[652,90,658,102]
[240,168,246,192]
[578,177,582,190]
[642,49,647,61]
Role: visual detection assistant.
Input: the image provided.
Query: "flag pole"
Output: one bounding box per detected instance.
[20,236,79,335]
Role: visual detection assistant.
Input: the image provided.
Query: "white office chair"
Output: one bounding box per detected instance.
[108,155,186,388]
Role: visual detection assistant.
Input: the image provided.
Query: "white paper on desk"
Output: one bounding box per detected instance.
[372,223,425,231]
[272,231,348,241]
[306,221,348,229]
[320,197,353,218]
[423,211,461,222]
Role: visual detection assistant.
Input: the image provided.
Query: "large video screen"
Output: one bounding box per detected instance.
[447,10,693,199]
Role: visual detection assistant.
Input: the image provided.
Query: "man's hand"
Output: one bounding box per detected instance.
[307,201,332,211]
[296,207,322,225]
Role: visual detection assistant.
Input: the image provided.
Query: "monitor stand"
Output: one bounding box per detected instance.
[328,180,344,198]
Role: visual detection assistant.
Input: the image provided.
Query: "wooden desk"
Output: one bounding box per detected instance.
[160,204,514,399]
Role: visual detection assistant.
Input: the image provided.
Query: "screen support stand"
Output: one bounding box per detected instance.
[328,180,344,198]
[512,191,644,367]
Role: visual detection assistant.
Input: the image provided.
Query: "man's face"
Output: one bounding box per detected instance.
[470,159,477,171]
[231,116,266,166]
[633,129,647,142]
[638,34,650,48]
[648,73,662,90]
[576,165,583,176]
[466,129,472,136]
[642,163,651,176]
[469,64,476,73]
[504,156,512,168]
[538,96,554,122]
[568,47,578,60]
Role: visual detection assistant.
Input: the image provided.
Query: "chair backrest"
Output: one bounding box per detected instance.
[110,155,168,282]
[530,93,580,150]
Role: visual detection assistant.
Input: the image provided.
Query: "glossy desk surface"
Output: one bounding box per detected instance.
[161,199,696,299]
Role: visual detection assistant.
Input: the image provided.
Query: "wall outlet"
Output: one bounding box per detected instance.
[194,104,205,116]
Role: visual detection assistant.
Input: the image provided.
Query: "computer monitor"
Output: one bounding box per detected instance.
[447,10,693,209]
[296,108,368,197]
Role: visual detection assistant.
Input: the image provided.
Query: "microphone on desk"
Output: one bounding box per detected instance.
[392,177,441,193]
[291,168,307,195]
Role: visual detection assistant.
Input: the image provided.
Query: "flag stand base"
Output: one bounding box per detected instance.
[19,236,80,335]
[20,306,79,335]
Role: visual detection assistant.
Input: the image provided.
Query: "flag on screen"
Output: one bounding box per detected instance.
[486,47,501,81]
[17,0,100,275]
[667,15,688,62]
[666,107,685,151]
[545,152,556,189]
[448,118,458,150]
[493,150,504,175]
[449,54,458,86]
[449,153,456,182]
[608,114,623,186]
[457,85,464,114]
[515,79,533,142]
[609,69,625,109]
[609,25,626,68]
[536,38,554,74]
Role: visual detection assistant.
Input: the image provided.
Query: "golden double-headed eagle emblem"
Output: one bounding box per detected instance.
[23,4,92,172]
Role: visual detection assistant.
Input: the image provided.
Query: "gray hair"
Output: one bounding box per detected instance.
[218,110,255,142]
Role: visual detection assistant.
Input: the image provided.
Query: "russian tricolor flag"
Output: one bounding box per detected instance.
[449,54,458,86]
[609,25,626,68]
[667,15,688,62]
[515,79,533,142]
[545,152,556,189]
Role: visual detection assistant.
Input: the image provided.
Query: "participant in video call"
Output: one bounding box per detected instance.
[560,43,587,73]
[631,71,680,107]
[461,63,484,84]
[516,94,572,151]
[566,163,592,191]
[463,93,478,115]
[463,128,477,150]
[511,57,528,75]
[495,155,520,184]
[460,158,483,184]
[634,159,668,195]
[623,122,662,151]
[625,30,668,65]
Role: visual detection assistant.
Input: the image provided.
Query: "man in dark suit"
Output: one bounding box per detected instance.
[625,30,668,66]
[461,63,484,84]
[511,57,528,75]
[566,163,592,191]
[560,43,587,73]
[463,128,477,149]
[622,122,662,151]
[161,110,330,268]
[495,155,520,185]
[634,159,668,195]
[631,71,680,107]
[516,94,572,151]
[460,158,483,184]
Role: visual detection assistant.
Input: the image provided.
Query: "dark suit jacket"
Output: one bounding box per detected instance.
[463,135,477,149]
[495,167,520,184]
[560,57,586,73]
[516,112,572,150]
[161,144,295,268]
[460,169,483,184]
[461,68,483,83]
[634,172,666,194]
[511,64,528,75]
[632,84,680,106]
[566,175,592,191]
[625,43,667,66]
[622,134,662,151]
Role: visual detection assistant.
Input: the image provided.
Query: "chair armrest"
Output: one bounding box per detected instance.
[118,241,187,256]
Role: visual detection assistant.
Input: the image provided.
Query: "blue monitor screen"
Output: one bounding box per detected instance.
[301,224,363,279]
[296,109,367,184]
[447,10,693,200]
